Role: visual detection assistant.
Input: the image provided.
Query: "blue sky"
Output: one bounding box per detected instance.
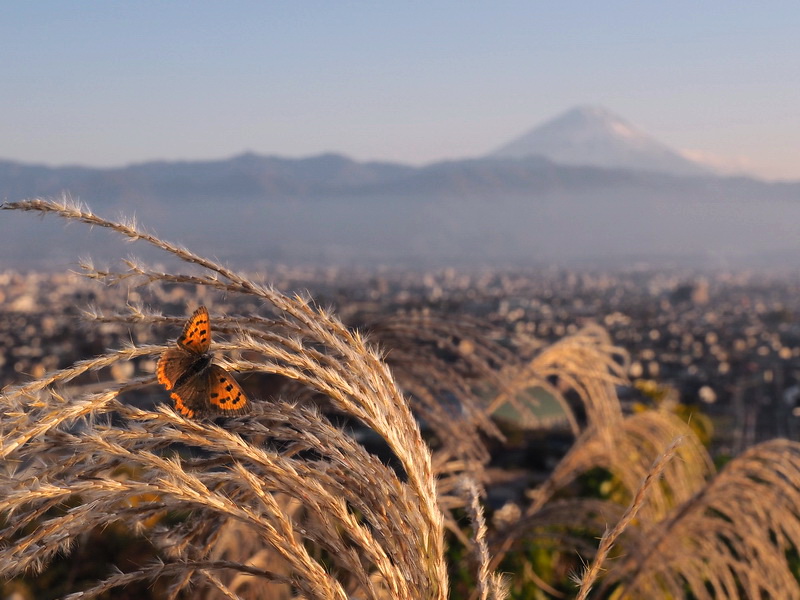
[3,2,799,179]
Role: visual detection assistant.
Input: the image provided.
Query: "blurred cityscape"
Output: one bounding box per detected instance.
[3,266,800,455]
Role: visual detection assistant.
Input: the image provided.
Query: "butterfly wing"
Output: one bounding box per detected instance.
[177,306,211,354]
[169,368,212,418]
[205,364,249,415]
[156,347,196,391]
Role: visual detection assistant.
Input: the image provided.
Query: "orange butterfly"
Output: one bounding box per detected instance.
[156,306,249,418]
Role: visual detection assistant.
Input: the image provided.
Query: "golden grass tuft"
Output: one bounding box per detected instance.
[3,196,800,599]
[1,197,448,599]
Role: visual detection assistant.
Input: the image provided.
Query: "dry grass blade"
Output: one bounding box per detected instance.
[488,410,713,572]
[574,436,683,600]
[463,478,510,600]
[545,411,712,520]
[59,560,290,600]
[605,439,800,599]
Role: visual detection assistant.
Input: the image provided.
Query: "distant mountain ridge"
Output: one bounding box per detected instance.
[0,152,418,201]
[0,149,727,205]
[2,107,800,268]
[490,106,709,176]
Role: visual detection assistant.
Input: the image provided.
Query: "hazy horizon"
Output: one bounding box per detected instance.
[3,3,800,180]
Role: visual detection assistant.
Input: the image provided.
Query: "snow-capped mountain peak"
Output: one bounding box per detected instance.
[490,105,709,176]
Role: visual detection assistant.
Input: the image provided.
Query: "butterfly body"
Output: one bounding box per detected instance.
[170,354,212,390]
[156,306,249,418]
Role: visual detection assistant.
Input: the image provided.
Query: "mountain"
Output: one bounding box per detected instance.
[0,152,416,202]
[490,106,709,176]
[2,117,800,268]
